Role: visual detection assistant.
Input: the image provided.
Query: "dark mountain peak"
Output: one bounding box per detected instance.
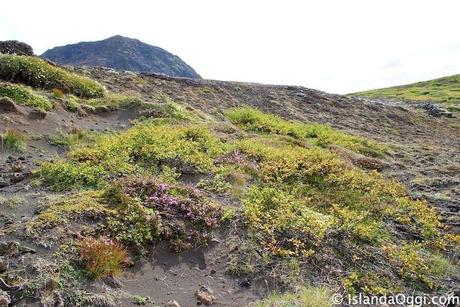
[41,36,201,79]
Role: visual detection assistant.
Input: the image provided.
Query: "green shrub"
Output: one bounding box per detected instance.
[1,128,26,151]
[0,82,53,110]
[0,54,105,98]
[226,107,388,156]
[36,160,108,191]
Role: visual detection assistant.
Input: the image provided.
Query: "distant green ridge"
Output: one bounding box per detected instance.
[349,74,460,106]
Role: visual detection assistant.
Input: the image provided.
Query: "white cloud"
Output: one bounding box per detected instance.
[0,0,459,94]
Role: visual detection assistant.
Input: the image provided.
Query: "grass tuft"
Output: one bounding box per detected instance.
[78,237,127,279]
[1,128,26,151]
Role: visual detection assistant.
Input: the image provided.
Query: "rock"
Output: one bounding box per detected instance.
[76,106,89,117]
[418,103,453,117]
[164,300,181,307]
[353,156,387,171]
[0,180,9,188]
[239,278,251,288]
[103,276,123,288]
[0,289,11,307]
[0,241,20,256]
[195,286,215,305]
[29,108,47,120]
[294,92,307,98]
[121,256,134,267]
[0,40,34,56]
[10,173,26,184]
[80,105,96,114]
[87,294,116,307]
[0,258,7,273]
[0,97,19,113]
[94,105,117,114]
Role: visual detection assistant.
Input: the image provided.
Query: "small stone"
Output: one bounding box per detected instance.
[87,294,116,307]
[0,241,20,256]
[10,173,26,184]
[195,286,215,305]
[164,300,181,307]
[0,289,11,307]
[103,276,123,288]
[0,258,7,273]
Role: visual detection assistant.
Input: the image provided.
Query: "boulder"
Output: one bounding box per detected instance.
[195,286,215,305]
[419,103,453,117]
[0,40,34,56]
[29,108,47,120]
[0,97,19,113]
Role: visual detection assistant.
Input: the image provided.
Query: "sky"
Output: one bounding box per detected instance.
[1,0,459,94]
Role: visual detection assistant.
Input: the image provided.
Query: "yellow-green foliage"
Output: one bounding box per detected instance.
[0,54,105,98]
[0,82,53,110]
[243,186,334,256]
[78,93,142,107]
[350,74,460,105]
[384,243,454,288]
[36,160,108,191]
[37,122,229,190]
[236,137,442,256]
[1,128,26,151]
[251,286,332,307]
[27,191,113,230]
[35,113,453,291]
[225,107,388,156]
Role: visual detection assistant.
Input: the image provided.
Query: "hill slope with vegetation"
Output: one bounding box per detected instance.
[0,53,459,306]
[350,74,460,110]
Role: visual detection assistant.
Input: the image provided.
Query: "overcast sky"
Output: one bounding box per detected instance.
[1,0,459,94]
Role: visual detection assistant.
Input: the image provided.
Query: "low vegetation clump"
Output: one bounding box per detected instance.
[250,285,332,307]
[78,237,128,279]
[225,107,388,156]
[34,108,456,294]
[36,122,228,191]
[0,82,53,110]
[350,74,460,106]
[26,191,113,231]
[106,176,222,251]
[0,54,105,98]
[1,128,26,151]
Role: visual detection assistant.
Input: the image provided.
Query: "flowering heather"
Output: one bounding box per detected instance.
[113,176,222,251]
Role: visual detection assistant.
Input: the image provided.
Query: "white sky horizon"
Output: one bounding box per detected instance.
[1,0,459,94]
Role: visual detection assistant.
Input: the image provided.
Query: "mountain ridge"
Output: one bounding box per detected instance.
[41,35,201,79]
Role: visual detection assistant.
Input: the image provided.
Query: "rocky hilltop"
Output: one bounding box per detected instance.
[41,35,201,79]
[0,48,459,306]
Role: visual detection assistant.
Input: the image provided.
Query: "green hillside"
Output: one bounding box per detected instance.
[350,74,460,107]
